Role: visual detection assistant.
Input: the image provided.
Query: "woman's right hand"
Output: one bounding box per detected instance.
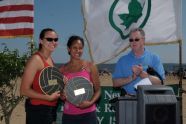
[60,75,68,101]
[47,91,60,101]
[63,76,68,85]
[60,91,66,101]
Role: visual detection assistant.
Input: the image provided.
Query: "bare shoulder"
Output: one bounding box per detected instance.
[84,61,99,73]
[82,60,94,68]
[84,60,96,65]
[25,54,43,70]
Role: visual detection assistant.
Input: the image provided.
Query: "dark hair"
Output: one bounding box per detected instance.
[67,35,84,55]
[39,28,57,50]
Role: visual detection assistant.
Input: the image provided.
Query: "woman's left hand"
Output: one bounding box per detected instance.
[77,100,93,109]
[63,76,68,85]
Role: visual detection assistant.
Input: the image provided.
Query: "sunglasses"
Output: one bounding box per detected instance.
[44,37,58,42]
[129,38,140,42]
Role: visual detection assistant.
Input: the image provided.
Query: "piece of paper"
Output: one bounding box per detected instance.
[134,78,152,89]
[74,88,85,96]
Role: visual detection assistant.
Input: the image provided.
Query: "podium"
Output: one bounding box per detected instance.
[112,96,137,124]
[110,85,180,124]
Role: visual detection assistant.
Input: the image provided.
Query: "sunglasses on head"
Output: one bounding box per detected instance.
[129,38,140,42]
[44,37,58,42]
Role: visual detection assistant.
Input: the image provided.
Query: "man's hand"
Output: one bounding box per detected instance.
[132,65,143,76]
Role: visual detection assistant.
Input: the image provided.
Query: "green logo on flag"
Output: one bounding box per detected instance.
[109,0,151,40]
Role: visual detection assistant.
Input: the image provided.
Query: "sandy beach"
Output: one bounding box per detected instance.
[1,75,186,124]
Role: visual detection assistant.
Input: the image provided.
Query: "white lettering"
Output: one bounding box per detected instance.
[97,116,104,124]
[110,116,116,124]
[96,106,101,112]
[104,90,120,100]
[105,103,115,112]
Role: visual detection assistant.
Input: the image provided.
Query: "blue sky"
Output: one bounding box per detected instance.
[0,0,185,64]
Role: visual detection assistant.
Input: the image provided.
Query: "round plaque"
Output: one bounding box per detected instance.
[64,76,94,105]
[39,66,64,95]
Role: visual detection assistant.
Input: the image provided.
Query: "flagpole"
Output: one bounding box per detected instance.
[30,37,34,55]
[178,39,184,124]
[27,36,34,56]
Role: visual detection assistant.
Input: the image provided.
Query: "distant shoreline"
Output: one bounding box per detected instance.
[55,63,186,77]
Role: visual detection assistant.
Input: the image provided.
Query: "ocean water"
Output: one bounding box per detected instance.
[55,63,186,74]
[97,63,186,74]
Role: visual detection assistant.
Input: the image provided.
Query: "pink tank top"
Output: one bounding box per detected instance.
[61,68,96,115]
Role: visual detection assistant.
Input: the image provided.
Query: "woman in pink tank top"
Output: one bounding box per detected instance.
[20,28,60,124]
[60,35,101,124]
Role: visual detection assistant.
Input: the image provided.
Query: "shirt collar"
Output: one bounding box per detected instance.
[130,48,147,58]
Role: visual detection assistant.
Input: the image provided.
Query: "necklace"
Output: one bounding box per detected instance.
[67,61,84,72]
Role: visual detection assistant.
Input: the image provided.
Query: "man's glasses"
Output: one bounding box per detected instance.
[44,38,58,42]
[129,38,140,42]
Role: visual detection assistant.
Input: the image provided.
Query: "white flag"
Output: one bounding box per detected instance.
[82,0,182,64]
